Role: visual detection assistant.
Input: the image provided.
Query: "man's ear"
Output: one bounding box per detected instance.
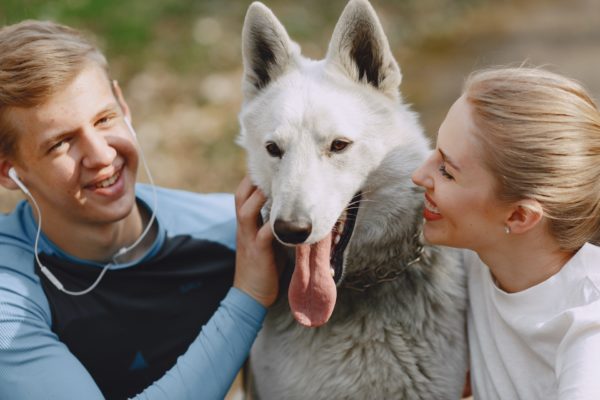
[112,80,132,122]
[505,199,544,234]
[0,160,20,191]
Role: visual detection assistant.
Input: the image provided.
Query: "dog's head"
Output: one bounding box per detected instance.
[238,0,420,327]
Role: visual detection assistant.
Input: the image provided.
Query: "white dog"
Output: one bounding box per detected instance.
[237,1,467,398]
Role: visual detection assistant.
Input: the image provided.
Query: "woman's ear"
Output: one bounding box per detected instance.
[505,199,544,234]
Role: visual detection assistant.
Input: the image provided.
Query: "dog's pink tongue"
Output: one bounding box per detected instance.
[289,233,336,328]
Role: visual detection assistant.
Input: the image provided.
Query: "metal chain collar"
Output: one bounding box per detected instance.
[340,229,426,292]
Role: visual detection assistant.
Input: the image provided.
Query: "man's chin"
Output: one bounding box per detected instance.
[84,192,138,225]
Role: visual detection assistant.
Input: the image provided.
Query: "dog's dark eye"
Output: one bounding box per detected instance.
[330,139,352,153]
[265,141,283,158]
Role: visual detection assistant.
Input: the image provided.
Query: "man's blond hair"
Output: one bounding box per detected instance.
[0,20,108,159]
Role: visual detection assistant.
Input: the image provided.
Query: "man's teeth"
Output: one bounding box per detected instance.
[95,172,120,188]
[425,197,440,214]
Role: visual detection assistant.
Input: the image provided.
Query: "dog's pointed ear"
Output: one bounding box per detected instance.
[326,0,401,99]
[241,2,299,100]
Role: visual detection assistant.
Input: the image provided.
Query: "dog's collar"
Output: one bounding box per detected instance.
[340,227,425,292]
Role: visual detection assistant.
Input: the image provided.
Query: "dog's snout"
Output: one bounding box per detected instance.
[273,219,312,244]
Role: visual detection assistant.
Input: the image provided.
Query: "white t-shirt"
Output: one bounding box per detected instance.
[467,242,600,400]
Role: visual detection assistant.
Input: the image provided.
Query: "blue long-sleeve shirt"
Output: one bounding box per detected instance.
[0,185,266,399]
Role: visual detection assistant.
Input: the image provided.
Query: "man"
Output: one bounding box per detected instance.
[0,20,279,399]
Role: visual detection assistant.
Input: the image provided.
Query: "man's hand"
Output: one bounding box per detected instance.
[233,176,280,307]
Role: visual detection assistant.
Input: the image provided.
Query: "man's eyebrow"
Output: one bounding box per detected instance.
[94,103,121,119]
[439,148,461,172]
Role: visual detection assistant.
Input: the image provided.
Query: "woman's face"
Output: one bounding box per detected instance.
[412,95,512,252]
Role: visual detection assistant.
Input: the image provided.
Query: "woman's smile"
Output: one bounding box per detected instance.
[423,193,443,221]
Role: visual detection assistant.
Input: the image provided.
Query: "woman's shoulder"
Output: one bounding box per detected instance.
[560,243,600,309]
[577,242,600,281]
[462,249,485,270]
[580,242,600,256]
[576,242,600,271]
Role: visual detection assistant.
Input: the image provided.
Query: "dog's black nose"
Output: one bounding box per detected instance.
[273,219,312,244]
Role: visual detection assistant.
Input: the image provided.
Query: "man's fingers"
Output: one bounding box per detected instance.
[238,186,267,234]
[234,175,255,211]
[256,220,274,244]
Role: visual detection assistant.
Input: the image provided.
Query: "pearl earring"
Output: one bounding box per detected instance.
[504,225,511,235]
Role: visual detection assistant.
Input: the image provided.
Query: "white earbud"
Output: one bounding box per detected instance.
[8,167,30,195]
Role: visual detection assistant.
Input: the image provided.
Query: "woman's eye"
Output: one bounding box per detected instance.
[330,139,352,153]
[265,141,283,158]
[438,164,454,180]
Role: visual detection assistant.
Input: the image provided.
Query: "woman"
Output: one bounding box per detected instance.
[412,67,600,399]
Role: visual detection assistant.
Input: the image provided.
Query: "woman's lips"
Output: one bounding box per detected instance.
[423,194,443,221]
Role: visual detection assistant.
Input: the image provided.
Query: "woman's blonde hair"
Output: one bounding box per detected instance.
[0,20,108,159]
[464,67,600,251]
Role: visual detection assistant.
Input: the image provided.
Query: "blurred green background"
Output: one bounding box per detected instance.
[1,0,599,212]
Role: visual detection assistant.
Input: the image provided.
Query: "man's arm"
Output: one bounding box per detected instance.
[0,268,106,399]
[0,274,264,400]
[1,178,278,399]
[135,178,277,399]
[134,287,266,399]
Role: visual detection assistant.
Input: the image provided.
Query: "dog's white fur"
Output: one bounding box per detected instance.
[238,1,468,398]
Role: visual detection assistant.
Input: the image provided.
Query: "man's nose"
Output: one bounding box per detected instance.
[81,131,116,169]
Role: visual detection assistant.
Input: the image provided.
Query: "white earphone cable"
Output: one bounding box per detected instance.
[29,117,158,296]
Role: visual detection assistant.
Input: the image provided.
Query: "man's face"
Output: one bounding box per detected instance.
[9,64,139,229]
